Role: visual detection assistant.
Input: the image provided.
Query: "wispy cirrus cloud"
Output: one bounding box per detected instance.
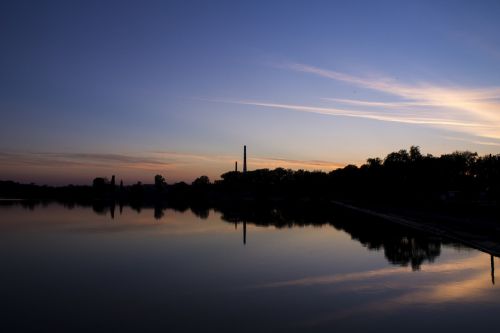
[0,150,344,185]
[0,151,181,185]
[291,62,500,136]
[444,136,500,147]
[0,152,172,170]
[249,156,343,170]
[0,150,342,171]
[233,62,500,143]
[320,97,434,109]
[152,151,343,170]
[288,63,500,109]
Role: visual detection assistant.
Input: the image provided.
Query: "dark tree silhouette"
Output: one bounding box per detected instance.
[155,175,167,188]
[192,175,210,187]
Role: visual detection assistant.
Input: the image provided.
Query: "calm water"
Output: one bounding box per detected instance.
[1,202,499,332]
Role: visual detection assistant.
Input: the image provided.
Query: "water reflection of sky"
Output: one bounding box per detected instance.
[0,203,498,332]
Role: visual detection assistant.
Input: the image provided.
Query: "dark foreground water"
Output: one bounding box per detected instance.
[1,202,499,332]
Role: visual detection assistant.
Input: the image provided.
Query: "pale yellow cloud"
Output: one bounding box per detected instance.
[279,63,500,142]
[234,100,496,133]
[321,97,434,108]
[444,136,500,147]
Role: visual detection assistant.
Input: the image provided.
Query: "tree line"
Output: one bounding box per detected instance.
[1,146,499,206]
[217,146,500,204]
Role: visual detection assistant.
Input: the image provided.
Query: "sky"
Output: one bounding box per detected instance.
[1,0,500,185]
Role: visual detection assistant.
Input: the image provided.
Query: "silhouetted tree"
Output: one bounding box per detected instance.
[409,145,423,162]
[366,157,382,168]
[131,181,143,199]
[192,175,210,187]
[154,174,167,193]
[92,177,108,189]
[92,177,109,197]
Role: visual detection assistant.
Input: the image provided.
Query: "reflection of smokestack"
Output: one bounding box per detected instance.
[243,220,246,245]
[243,145,247,173]
[492,255,495,285]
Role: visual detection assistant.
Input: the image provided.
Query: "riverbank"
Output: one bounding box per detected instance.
[332,200,500,257]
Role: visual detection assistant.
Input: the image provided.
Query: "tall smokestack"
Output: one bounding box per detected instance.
[243,145,247,173]
[235,161,238,172]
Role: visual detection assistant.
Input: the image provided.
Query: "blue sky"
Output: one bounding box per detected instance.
[1,0,500,184]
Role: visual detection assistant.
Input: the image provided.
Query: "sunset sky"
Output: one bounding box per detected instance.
[1,0,500,185]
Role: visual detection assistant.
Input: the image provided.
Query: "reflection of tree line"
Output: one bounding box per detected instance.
[217,201,452,271]
[84,200,466,270]
[124,201,465,271]
[2,199,450,270]
[6,198,499,288]
[6,199,494,275]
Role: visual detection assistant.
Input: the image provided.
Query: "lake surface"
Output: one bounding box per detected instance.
[1,202,499,332]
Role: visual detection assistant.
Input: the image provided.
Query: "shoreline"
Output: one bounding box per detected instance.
[332,200,500,257]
